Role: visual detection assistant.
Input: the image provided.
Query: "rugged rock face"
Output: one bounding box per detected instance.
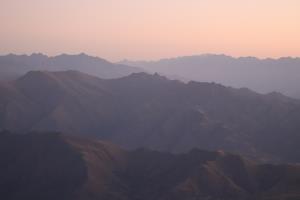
[0,132,300,200]
[1,71,300,162]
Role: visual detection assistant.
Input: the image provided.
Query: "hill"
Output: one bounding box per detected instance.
[1,71,300,162]
[0,53,142,80]
[0,132,299,200]
[120,54,300,98]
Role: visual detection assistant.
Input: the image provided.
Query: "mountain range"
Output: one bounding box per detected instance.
[1,70,300,163]
[1,131,299,200]
[120,54,300,98]
[0,53,142,80]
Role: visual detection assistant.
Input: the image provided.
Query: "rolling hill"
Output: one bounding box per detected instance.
[0,71,300,163]
[0,53,142,80]
[120,54,300,98]
[0,131,299,200]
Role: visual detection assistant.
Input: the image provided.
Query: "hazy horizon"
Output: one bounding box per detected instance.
[1,52,300,63]
[1,0,299,61]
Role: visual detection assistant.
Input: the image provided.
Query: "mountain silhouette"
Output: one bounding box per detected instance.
[0,131,299,200]
[0,53,142,80]
[120,54,300,98]
[1,71,300,162]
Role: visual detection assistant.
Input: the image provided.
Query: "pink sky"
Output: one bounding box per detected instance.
[0,0,299,61]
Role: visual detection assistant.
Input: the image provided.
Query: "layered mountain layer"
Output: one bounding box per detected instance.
[1,132,299,200]
[0,71,300,162]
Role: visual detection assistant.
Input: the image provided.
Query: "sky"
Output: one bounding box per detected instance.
[0,0,299,61]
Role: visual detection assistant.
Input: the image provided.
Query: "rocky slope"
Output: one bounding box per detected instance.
[0,132,299,200]
[0,71,300,162]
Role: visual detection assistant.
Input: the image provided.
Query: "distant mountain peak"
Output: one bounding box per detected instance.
[123,72,168,82]
[20,70,54,79]
[16,71,61,87]
[30,52,47,57]
[0,53,143,80]
[119,54,300,98]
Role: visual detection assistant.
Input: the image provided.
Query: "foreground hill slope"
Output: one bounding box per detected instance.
[1,71,300,162]
[0,53,142,80]
[0,132,299,200]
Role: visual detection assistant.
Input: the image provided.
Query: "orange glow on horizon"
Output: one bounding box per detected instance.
[0,0,299,61]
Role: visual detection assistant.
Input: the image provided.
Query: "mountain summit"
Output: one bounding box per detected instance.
[1,70,300,163]
[120,54,300,98]
[0,53,142,80]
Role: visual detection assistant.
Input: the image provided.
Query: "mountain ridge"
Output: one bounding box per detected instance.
[0,131,299,200]
[0,53,142,80]
[1,70,300,163]
[120,54,300,98]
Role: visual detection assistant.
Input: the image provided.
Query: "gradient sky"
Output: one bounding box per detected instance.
[1,0,299,61]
